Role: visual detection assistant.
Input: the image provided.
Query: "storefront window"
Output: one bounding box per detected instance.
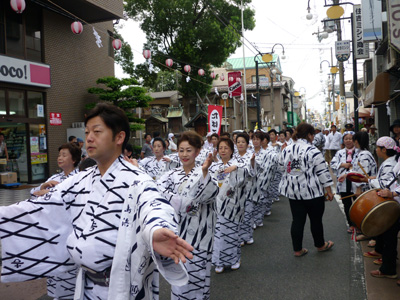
[30,124,47,181]
[28,91,44,118]
[0,122,28,182]
[0,90,5,115]
[25,5,42,62]
[8,90,25,116]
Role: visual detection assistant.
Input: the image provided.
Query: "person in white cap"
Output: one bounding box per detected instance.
[168,133,177,152]
[203,132,214,151]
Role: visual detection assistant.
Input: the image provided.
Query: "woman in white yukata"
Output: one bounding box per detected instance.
[210,137,255,274]
[157,131,219,300]
[31,143,81,197]
[239,131,266,245]
[330,131,357,234]
[134,137,179,180]
[338,131,377,198]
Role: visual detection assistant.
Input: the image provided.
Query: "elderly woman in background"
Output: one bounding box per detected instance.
[31,143,81,197]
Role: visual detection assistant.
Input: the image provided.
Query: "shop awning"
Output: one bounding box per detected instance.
[364,72,390,107]
[350,107,372,118]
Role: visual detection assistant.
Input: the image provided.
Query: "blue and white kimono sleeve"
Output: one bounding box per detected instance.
[368,156,397,189]
[352,150,377,191]
[330,149,347,193]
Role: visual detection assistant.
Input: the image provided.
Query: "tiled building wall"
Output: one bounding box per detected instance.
[43,10,115,174]
[88,0,124,18]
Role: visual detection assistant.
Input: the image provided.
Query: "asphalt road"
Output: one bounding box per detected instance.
[160,196,366,300]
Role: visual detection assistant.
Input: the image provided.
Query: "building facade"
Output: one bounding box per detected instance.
[0,0,123,182]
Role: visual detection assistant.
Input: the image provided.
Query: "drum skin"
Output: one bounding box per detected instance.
[350,189,400,237]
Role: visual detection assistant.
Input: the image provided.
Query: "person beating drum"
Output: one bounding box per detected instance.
[356,137,400,281]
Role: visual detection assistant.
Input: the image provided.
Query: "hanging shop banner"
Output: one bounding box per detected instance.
[0,55,51,88]
[335,40,350,62]
[361,0,383,41]
[388,0,400,53]
[208,105,223,135]
[227,71,242,97]
[353,5,370,59]
[49,112,62,126]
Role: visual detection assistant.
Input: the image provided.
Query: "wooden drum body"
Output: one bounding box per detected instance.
[350,188,400,237]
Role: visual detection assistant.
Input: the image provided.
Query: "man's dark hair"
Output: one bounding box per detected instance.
[85,103,130,152]
[268,129,277,135]
[68,135,76,142]
[144,133,151,139]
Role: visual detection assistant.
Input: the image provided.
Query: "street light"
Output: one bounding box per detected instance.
[254,43,285,130]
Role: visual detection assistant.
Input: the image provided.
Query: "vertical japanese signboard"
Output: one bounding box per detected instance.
[353,5,369,59]
[388,0,400,53]
[227,71,242,97]
[208,105,223,135]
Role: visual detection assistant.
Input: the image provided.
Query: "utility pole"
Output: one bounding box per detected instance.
[241,0,248,130]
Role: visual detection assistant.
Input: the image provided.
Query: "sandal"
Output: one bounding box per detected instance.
[294,248,308,257]
[318,241,334,252]
[363,251,381,258]
[373,258,383,265]
[370,270,397,279]
[368,240,376,248]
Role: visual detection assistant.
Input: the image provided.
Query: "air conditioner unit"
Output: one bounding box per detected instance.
[72,122,85,128]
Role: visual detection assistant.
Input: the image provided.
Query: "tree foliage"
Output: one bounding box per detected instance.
[125,0,255,96]
[87,77,153,131]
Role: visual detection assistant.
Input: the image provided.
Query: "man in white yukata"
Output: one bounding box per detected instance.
[0,103,193,300]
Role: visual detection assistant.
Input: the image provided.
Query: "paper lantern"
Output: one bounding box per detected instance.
[165,59,173,67]
[211,72,216,79]
[198,69,205,76]
[143,50,151,59]
[220,73,225,81]
[112,39,122,50]
[184,65,191,73]
[10,0,25,13]
[71,21,83,34]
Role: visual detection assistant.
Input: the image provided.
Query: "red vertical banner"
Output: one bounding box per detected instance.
[208,105,223,135]
[228,71,242,97]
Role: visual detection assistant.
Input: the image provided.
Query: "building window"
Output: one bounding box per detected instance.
[8,90,25,116]
[364,59,373,87]
[0,89,5,115]
[0,2,43,62]
[28,91,44,118]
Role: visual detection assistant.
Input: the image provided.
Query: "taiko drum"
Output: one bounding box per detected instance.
[350,188,400,237]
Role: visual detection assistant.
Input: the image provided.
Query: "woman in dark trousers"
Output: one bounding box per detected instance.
[278,123,335,257]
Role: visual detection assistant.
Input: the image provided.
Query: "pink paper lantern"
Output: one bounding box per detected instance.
[184,65,191,73]
[220,73,225,81]
[210,72,216,79]
[112,39,122,50]
[165,59,173,67]
[71,21,83,34]
[10,0,26,13]
[143,50,151,59]
[198,69,205,76]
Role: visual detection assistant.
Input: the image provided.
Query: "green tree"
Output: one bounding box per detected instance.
[87,77,153,131]
[125,0,255,97]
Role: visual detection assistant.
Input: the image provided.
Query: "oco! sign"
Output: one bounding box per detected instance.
[208,105,223,135]
[228,71,242,97]
[0,55,51,88]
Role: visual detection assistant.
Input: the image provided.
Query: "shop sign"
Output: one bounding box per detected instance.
[50,112,62,126]
[353,5,369,59]
[0,55,51,88]
[31,153,48,165]
[227,71,242,97]
[207,105,222,135]
[388,0,400,53]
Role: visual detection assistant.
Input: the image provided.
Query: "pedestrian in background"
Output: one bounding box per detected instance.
[368,124,378,163]
[390,119,400,147]
[326,124,342,164]
[278,122,334,257]
[0,132,9,161]
[141,133,154,159]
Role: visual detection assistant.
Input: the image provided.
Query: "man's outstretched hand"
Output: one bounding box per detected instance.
[153,228,194,264]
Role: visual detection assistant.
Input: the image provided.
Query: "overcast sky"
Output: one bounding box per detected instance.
[115,0,363,113]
